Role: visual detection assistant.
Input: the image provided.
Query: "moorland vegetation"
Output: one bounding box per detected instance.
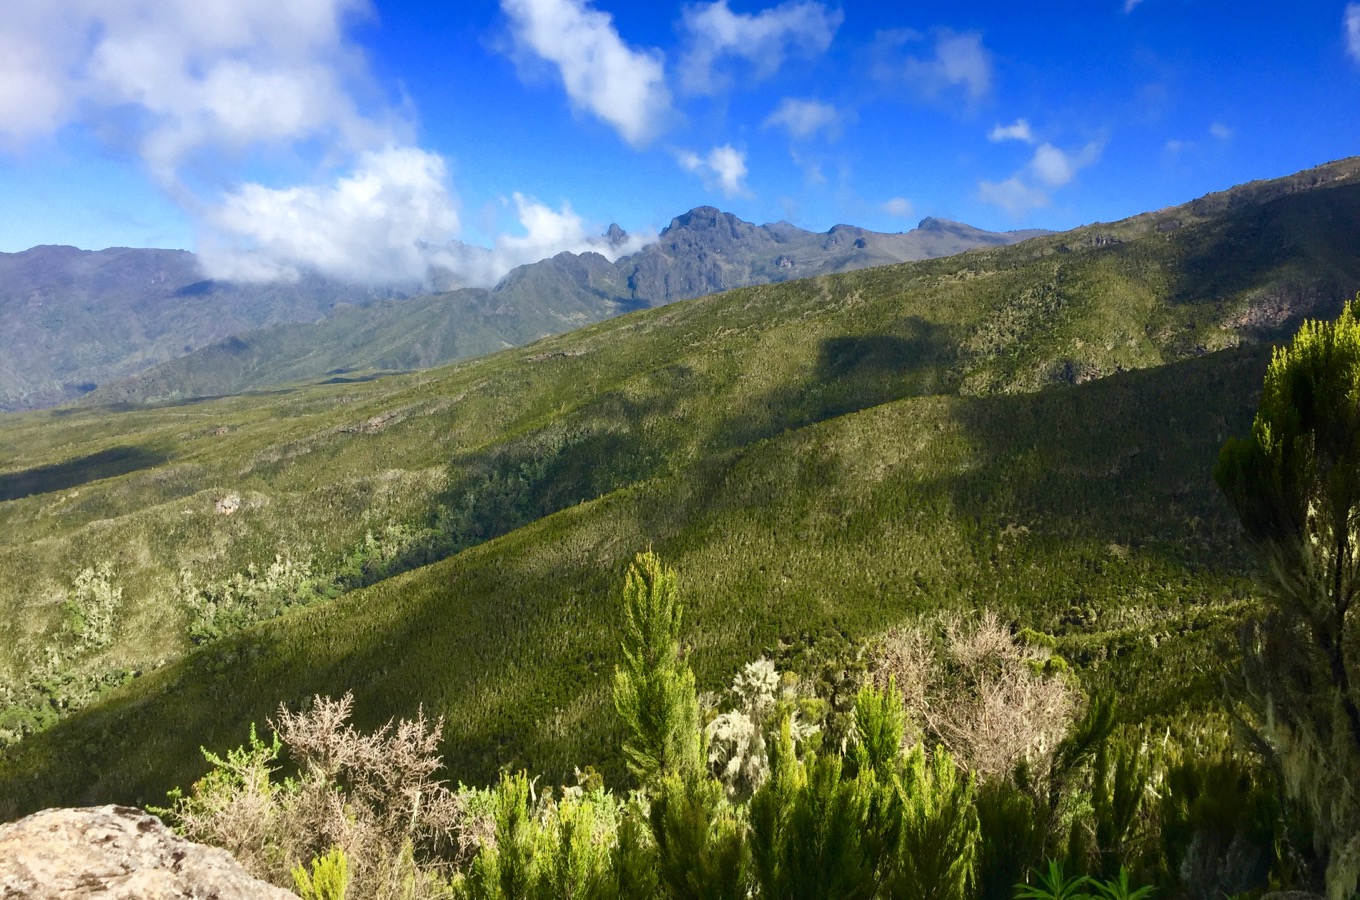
[3,159,1360,895]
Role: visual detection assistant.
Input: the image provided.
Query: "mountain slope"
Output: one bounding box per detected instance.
[0,246,428,411]
[2,157,1359,815]
[84,215,1045,405]
[83,252,638,405]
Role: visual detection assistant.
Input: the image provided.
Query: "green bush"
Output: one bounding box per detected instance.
[294,847,351,900]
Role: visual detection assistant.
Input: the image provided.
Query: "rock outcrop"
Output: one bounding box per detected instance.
[0,805,295,899]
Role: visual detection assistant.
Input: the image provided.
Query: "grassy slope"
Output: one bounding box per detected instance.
[81,257,633,407]
[2,159,1359,814]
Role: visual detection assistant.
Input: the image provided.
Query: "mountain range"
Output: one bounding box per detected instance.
[0,213,1044,411]
[3,157,1360,815]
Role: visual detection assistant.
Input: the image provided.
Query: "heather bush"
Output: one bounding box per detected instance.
[63,563,123,652]
[157,693,465,899]
[154,553,1313,899]
[873,613,1076,782]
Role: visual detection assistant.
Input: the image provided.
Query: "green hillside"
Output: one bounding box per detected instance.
[2,158,1359,815]
[81,213,1041,407]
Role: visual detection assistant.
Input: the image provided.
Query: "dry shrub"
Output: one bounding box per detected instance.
[873,612,1075,782]
[163,693,468,899]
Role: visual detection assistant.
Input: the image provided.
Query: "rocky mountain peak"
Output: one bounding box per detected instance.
[604,223,629,250]
[662,207,755,239]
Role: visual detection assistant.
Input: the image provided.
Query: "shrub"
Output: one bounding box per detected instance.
[873,613,1076,782]
[158,693,466,899]
[294,846,351,900]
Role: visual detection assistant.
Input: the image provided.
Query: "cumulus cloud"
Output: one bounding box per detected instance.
[502,0,672,146]
[763,98,841,140]
[882,197,914,218]
[436,193,654,287]
[679,0,843,95]
[0,7,86,145]
[198,147,458,283]
[876,28,992,102]
[0,0,383,177]
[0,0,642,286]
[1030,142,1100,188]
[1349,4,1360,61]
[979,140,1104,216]
[989,119,1036,144]
[679,145,750,197]
[1209,122,1233,140]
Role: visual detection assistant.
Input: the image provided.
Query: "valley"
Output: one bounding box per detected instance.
[3,158,1358,818]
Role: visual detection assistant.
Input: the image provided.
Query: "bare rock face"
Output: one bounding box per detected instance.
[0,805,295,899]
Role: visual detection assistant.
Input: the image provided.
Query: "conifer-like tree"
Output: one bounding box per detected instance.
[1216,296,1360,898]
[612,551,703,785]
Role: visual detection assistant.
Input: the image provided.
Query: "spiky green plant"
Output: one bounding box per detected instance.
[1089,739,1152,878]
[1014,859,1092,900]
[612,551,703,786]
[1089,868,1155,900]
[293,846,350,900]
[887,745,978,900]
[1216,296,1360,898]
[648,773,748,900]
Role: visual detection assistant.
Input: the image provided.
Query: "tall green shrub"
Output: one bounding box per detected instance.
[1216,296,1360,897]
[749,718,892,899]
[613,551,703,786]
[852,679,905,781]
[887,745,978,900]
[293,847,351,900]
[974,779,1043,900]
[649,773,748,900]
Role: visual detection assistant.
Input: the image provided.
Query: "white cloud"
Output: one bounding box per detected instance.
[764,98,841,140]
[1164,138,1190,156]
[882,197,914,218]
[1030,142,1101,188]
[1208,122,1233,140]
[199,146,459,284]
[0,0,380,167]
[0,7,85,146]
[204,161,652,288]
[978,177,1051,216]
[502,0,672,146]
[435,193,654,287]
[679,145,750,198]
[979,139,1104,216]
[1349,4,1360,61]
[0,0,645,286]
[1123,0,1144,12]
[876,28,993,102]
[679,0,843,95]
[989,119,1036,144]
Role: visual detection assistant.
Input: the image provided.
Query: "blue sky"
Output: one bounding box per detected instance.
[2,1,1359,286]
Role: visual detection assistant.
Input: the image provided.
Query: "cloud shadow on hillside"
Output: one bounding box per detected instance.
[1164,184,1360,332]
[0,445,169,502]
[715,318,958,451]
[941,345,1270,566]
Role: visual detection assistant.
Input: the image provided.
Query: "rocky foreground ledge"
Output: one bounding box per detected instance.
[0,805,294,899]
